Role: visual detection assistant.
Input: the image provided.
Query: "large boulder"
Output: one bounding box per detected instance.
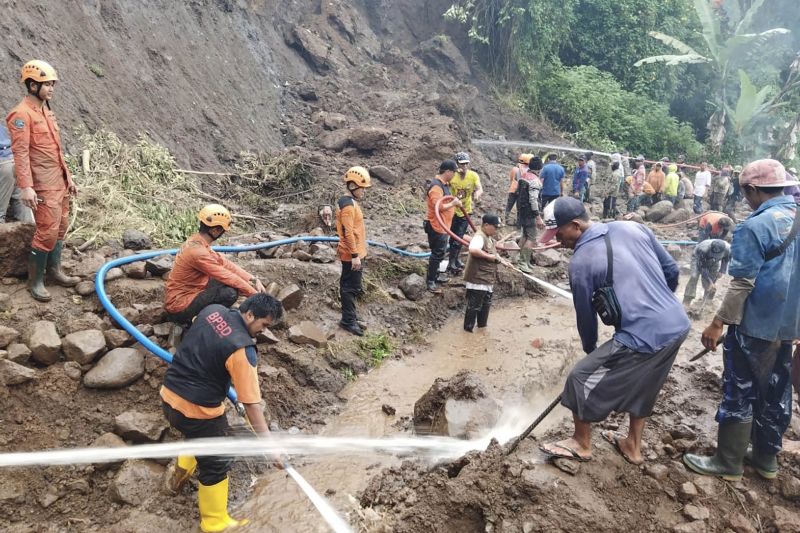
[83,348,144,389]
[25,321,61,365]
[288,321,328,348]
[60,312,107,336]
[309,244,336,263]
[0,325,20,349]
[661,207,692,224]
[62,330,107,365]
[644,200,675,222]
[347,127,392,152]
[0,222,34,277]
[0,359,36,385]
[277,284,304,311]
[108,460,165,505]
[532,249,562,268]
[399,273,426,301]
[369,165,399,186]
[114,411,168,443]
[144,255,173,276]
[121,229,151,250]
[413,370,501,439]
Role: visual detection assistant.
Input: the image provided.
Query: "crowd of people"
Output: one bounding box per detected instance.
[4,58,800,531]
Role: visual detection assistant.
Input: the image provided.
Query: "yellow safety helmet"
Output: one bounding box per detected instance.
[20,60,59,83]
[198,204,232,231]
[344,166,372,188]
[518,153,533,165]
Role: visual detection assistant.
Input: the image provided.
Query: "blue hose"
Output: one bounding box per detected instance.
[95,235,429,403]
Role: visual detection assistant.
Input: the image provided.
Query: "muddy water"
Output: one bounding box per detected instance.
[243,296,602,532]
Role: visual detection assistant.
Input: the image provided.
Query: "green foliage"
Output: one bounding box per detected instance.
[539,65,703,158]
[356,332,394,366]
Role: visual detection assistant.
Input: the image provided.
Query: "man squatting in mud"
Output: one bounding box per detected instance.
[538,197,690,464]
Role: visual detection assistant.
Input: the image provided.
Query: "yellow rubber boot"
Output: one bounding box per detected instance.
[198,477,249,532]
[165,455,197,494]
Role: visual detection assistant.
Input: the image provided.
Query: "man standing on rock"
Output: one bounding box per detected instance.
[684,159,799,482]
[537,197,690,464]
[709,166,730,212]
[425,160,462,293]
[6,60,79,301]
[515,156,545,273]
[162,293,284,532]
[682,239,730,308]
[539,153,565,208]
[693,162,712,214]
[164,204,266,325]
[448,152,483,274]
[572,157,589,202]
[505,153,531,224]
[463,214,509,332]
[336,166,372,336]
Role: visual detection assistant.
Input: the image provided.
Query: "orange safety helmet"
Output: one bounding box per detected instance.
[198,204,232,231]
[344,166,372,188]
[518,153,533,165]
[20,60,59,83]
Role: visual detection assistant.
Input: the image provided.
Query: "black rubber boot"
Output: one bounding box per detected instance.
[476,292,493,328]
[683,421,752,481]
[744,444,778,480]
[28,249,52,302]
[447,249,463,274]
[339,321,364,336]
[47,240,79,287]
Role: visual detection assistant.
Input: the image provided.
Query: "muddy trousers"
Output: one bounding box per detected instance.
[424,221,448,283]
[504,192,517,221]
[163,402,232,486]
[464,289,492,331]
[31,188,70,252]
[710,192,725,212]
[166,279,238,326]
[693,195,704,214]
[448,215,470,263]
[340,260,363,326]
[602,197,617,218]
[0,161,33,223]
[683,261,718,303]
[715,325,794,455]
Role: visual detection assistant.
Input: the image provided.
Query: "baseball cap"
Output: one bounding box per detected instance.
[439,159,458,173]
[455,152,470,164]
[482,213,500,226]
[538,197,586,243]
[739,159,798,188]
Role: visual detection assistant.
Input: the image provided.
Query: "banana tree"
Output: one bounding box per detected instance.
[634,0,790,152]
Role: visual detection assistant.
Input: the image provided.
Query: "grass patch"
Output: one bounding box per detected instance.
[87,64,105,77]
[234,150,314,195]
[356,332,394,366]
[341,367,356,382]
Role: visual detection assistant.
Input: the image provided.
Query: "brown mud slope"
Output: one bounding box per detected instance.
[362,350,800,533]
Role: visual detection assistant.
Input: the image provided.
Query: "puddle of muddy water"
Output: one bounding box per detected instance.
[242,295,610,532]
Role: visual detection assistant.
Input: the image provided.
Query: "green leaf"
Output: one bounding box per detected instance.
[647,31,703,56]
[693,0,721,61]
[634,54,710,67]
[736,0,767,34]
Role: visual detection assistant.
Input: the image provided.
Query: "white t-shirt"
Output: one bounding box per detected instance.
[586,160,596,182]
[694,170,711,197]
[466,234,493,292]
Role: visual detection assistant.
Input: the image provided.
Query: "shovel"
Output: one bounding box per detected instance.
[505,395,563,454]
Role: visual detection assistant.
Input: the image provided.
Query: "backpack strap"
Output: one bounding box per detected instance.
[603,232,613,287]
[765,208,800,261]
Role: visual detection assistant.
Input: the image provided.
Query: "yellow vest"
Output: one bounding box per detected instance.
[450,169,481,216]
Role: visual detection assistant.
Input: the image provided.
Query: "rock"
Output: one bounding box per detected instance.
[369,165,399,186]
[417,35,470,79]
[692,476,718,497]
[319,129,350,151]
[414,370,501,439]
[25,320,61,365]
[277,284,304,311]
[136,324,154,337]
[727,513,757,533]
[645,463,669,481]
[388,287,406,300]
[683,505,709,521]
[773,506,800,533]
[106,267,124,281]
[122,229,151,250]
[321,111,347,130]
[780,475,800,501]
[122,261,147,279]
[83,348,144,389]
[0,325,20,349]
[310,245,336,264]
[109,460,165,505]
[114,411,168,443]
[0,476,26,502]
[132,302,166,326]
[75,280,96,296]
[256,328,280,345]
[0,222,35,277]
[62,330,107,364]
[622,212,644,224]
[6,343,31,363]
[38,487,61,508]
[661,208,692,224]
[0,359,36,385]
[644,200,675,222]
[63,361,82,380]
[672,521,707,533]
[0,292,9,311]
[144,255,173,276]
[296,84,317,101]
[399,273,426,301]
[292,249,313,261]
[347,126,392,152]
[61,312,107,335]
[679,481,699,501]
[288,321,328,348]
[532,249,561,267]
[553,457,580,475]
[666,244,683,262]
[90,432,127,470]
[152,323,172,337]
[104,329,132,349]
[287,25,333,72]
[382,404,396,416]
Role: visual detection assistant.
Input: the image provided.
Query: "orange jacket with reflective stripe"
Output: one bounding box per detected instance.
[336,196,367,261]
[6,98,72,191]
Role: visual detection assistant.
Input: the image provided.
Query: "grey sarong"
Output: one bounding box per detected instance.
[561,333,687,422]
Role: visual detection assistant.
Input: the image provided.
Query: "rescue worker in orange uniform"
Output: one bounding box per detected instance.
[505,153,532,224]
[164,204,266,325]
[698,212,734,242]
[6,60,79,301]
[162,293,284,532]
[336,166,372,336]
[425,160,462,293]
